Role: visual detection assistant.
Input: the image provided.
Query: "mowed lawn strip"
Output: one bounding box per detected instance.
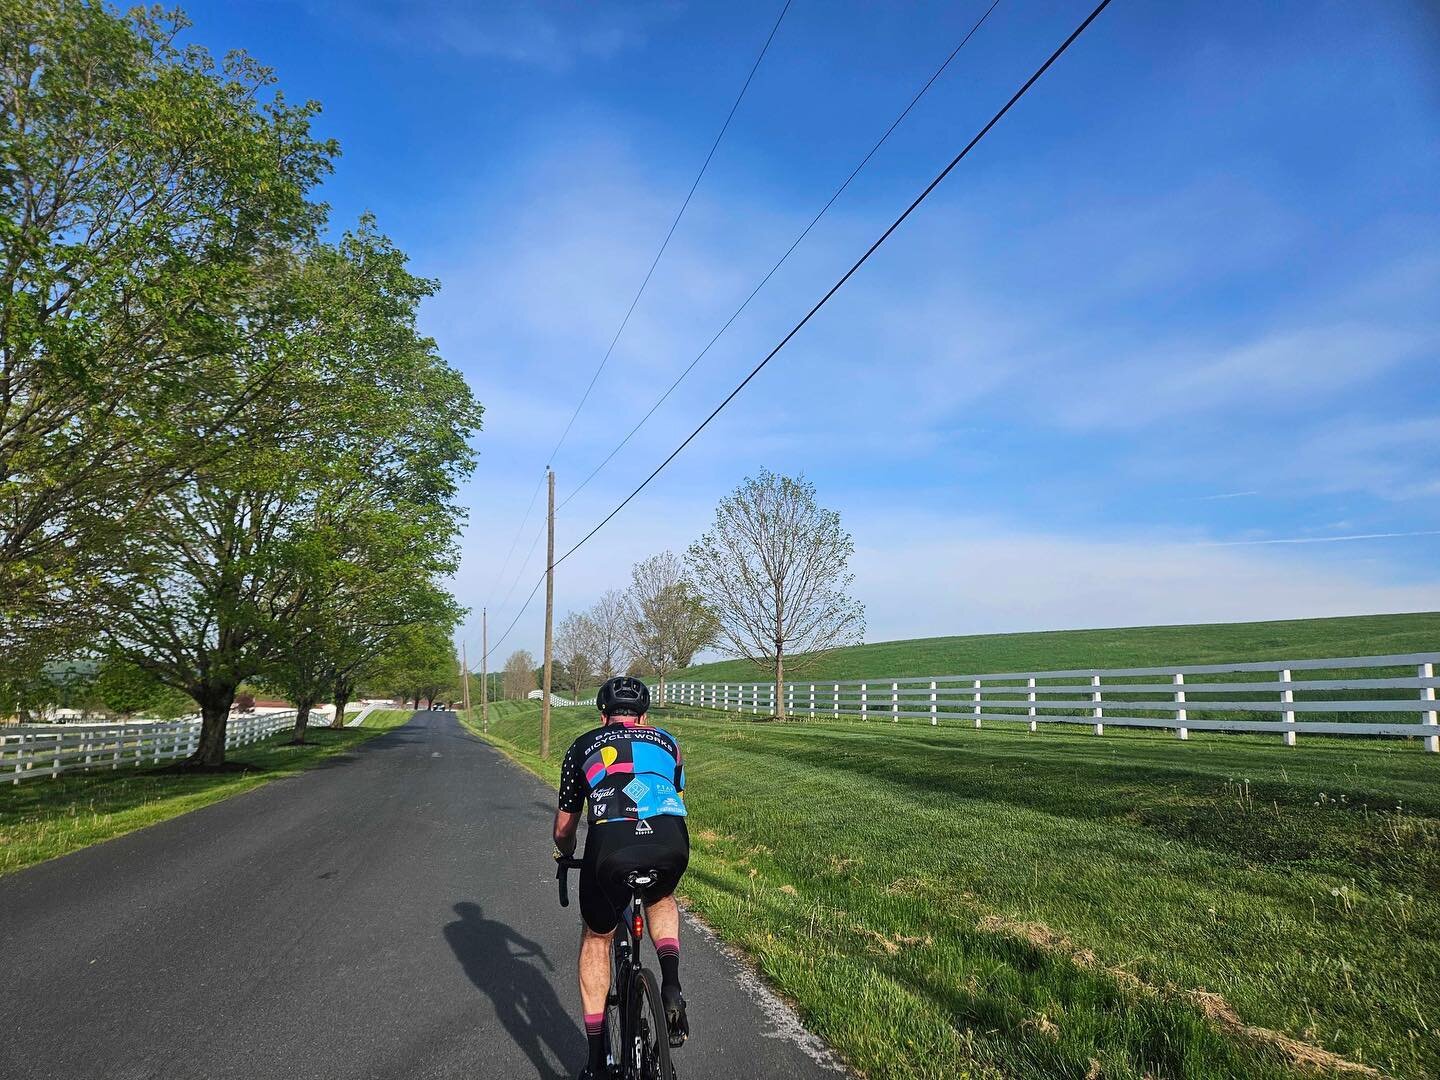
[0,708,415,878]
[463,702,1439,1080]
[677,610,1440,684]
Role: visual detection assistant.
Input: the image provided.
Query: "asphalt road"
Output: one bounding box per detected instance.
[0,711,844,1080]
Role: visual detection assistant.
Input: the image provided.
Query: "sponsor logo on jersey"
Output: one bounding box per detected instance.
[623,777,650,802]
[592,787,615,799]
[634,819,653,835]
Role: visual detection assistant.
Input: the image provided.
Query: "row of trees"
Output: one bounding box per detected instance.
[521,471,864,719]
[1,3,480,761]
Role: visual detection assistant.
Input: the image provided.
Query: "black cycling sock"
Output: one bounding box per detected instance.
[584,1012,605,1070]
[657,937,680,990]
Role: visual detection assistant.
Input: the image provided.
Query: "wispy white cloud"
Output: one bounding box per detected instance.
[328,0,676,71]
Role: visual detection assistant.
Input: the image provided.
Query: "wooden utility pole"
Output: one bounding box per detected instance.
[541,469,555,758]
[461,641,472,716]
[481,608,489,732]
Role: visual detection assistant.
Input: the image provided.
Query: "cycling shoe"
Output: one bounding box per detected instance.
[662,983,689,1048]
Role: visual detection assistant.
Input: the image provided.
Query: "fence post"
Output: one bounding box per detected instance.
[1174,673,1188,740]
[1421,662,1436,753]
[1281,668,1296,746]
[753,684,760,715]
[787,683,793,716]
[860,683,868,721]
[972,679,981,728]
[809,684,816,718]
[1027,677,1037,733]
[11,733,23,784]
[930,681,937,726]
[54,733,65,780]
[833,683,839,718]
[1091,674,1104,735]
[891,681,899,723]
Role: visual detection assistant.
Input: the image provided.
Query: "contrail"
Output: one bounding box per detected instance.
[1203,530,1440,547]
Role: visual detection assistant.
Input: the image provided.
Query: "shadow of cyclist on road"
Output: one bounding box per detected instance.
[443,901,582,1080]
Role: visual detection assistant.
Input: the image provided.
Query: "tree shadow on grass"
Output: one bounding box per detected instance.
[442,900,581,1080]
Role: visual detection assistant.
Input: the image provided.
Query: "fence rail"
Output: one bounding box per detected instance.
[663,653,1440,752]
[1,711,301,785]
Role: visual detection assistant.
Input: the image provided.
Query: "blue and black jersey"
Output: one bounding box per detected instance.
[558,720,686,826]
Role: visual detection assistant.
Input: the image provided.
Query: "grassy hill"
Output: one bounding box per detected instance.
[677,611,1440,682]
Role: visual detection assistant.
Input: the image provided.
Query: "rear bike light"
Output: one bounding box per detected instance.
[633,911,644,941]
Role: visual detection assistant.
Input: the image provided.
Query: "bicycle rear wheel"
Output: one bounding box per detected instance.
[625,967,675,1080]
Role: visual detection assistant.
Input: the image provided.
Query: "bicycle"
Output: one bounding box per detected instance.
[556,855,677,1080]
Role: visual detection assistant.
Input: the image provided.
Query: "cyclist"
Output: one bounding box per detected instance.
[554,675,690,1079]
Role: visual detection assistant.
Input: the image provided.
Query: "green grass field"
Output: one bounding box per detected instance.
[676,611,1440,684]
[0,708,414,878]
[465,701,1438,1080]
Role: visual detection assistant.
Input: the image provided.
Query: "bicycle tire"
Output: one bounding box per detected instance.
[625,967,675,1080]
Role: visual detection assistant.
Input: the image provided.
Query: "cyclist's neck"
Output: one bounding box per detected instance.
[603,714,648,728]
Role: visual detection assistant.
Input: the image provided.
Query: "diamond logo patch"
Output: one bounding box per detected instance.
[623,778,650,803]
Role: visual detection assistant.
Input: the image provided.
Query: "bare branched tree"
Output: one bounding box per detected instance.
[584,589,628,682]
[686,471,864,719]
[623,553,716,702]
[553,613,593,703]
[502,649,537,701]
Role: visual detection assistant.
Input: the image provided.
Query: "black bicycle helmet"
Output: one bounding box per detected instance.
[597,675,650,717]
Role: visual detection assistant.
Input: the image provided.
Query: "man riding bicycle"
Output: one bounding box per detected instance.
[554,676,690,1080]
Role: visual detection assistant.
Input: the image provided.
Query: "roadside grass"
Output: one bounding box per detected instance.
[676,610,1440,684]
[0,709,415,878]
[462,702,1439,1080]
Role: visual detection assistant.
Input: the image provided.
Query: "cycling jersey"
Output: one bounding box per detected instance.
[558,721,687,825]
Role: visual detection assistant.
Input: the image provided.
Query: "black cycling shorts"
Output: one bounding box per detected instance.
[579,815,690,935]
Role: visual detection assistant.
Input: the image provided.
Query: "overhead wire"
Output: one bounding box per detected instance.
[477,0,793,664]
[484,0,1113,661]
[555,0,1004,514]
[543,0,794,471]
[553,0,1114,571]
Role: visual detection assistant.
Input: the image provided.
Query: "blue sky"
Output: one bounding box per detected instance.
[182,0,1440,657]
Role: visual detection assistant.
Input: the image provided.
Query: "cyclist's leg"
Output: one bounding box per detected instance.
[639,817,690,1044]
[578,830,624,1076]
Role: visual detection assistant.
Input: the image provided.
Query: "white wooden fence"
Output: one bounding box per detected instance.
[663,653,1440,752]
[1,710,301,785]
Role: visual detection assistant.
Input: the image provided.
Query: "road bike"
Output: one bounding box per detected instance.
[557,855,677,1080]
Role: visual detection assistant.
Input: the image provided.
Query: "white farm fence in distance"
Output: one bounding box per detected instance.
[664,653,1440,752]
[1,710,302,785]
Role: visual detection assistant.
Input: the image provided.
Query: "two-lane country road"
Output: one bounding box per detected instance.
[0,711,846,1080]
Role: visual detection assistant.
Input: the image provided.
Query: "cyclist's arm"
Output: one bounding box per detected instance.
[554,741,584,856]
[553,808,580,856]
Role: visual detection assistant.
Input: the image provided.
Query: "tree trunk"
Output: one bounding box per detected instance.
[331,679,350,730]
[292,700,315,744]
[775,649,786,721]
[190,683,236,767]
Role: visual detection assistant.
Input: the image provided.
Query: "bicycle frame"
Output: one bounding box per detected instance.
[556,857,673,1079]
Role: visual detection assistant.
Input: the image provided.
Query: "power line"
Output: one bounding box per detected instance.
[483,0,1112,661]
[479,0,792,661]
[556,0,1003,513]
[555,0,1114,570]
[543,0,794,470]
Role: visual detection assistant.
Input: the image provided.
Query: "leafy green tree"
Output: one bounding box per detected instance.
[0,2,334,691]
[91,221,480,766]
[369,623,459,709]
[92,657,191,720]
[262,511,463,741]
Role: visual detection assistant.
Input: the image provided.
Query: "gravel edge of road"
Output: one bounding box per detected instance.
[455,714,855,1079]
